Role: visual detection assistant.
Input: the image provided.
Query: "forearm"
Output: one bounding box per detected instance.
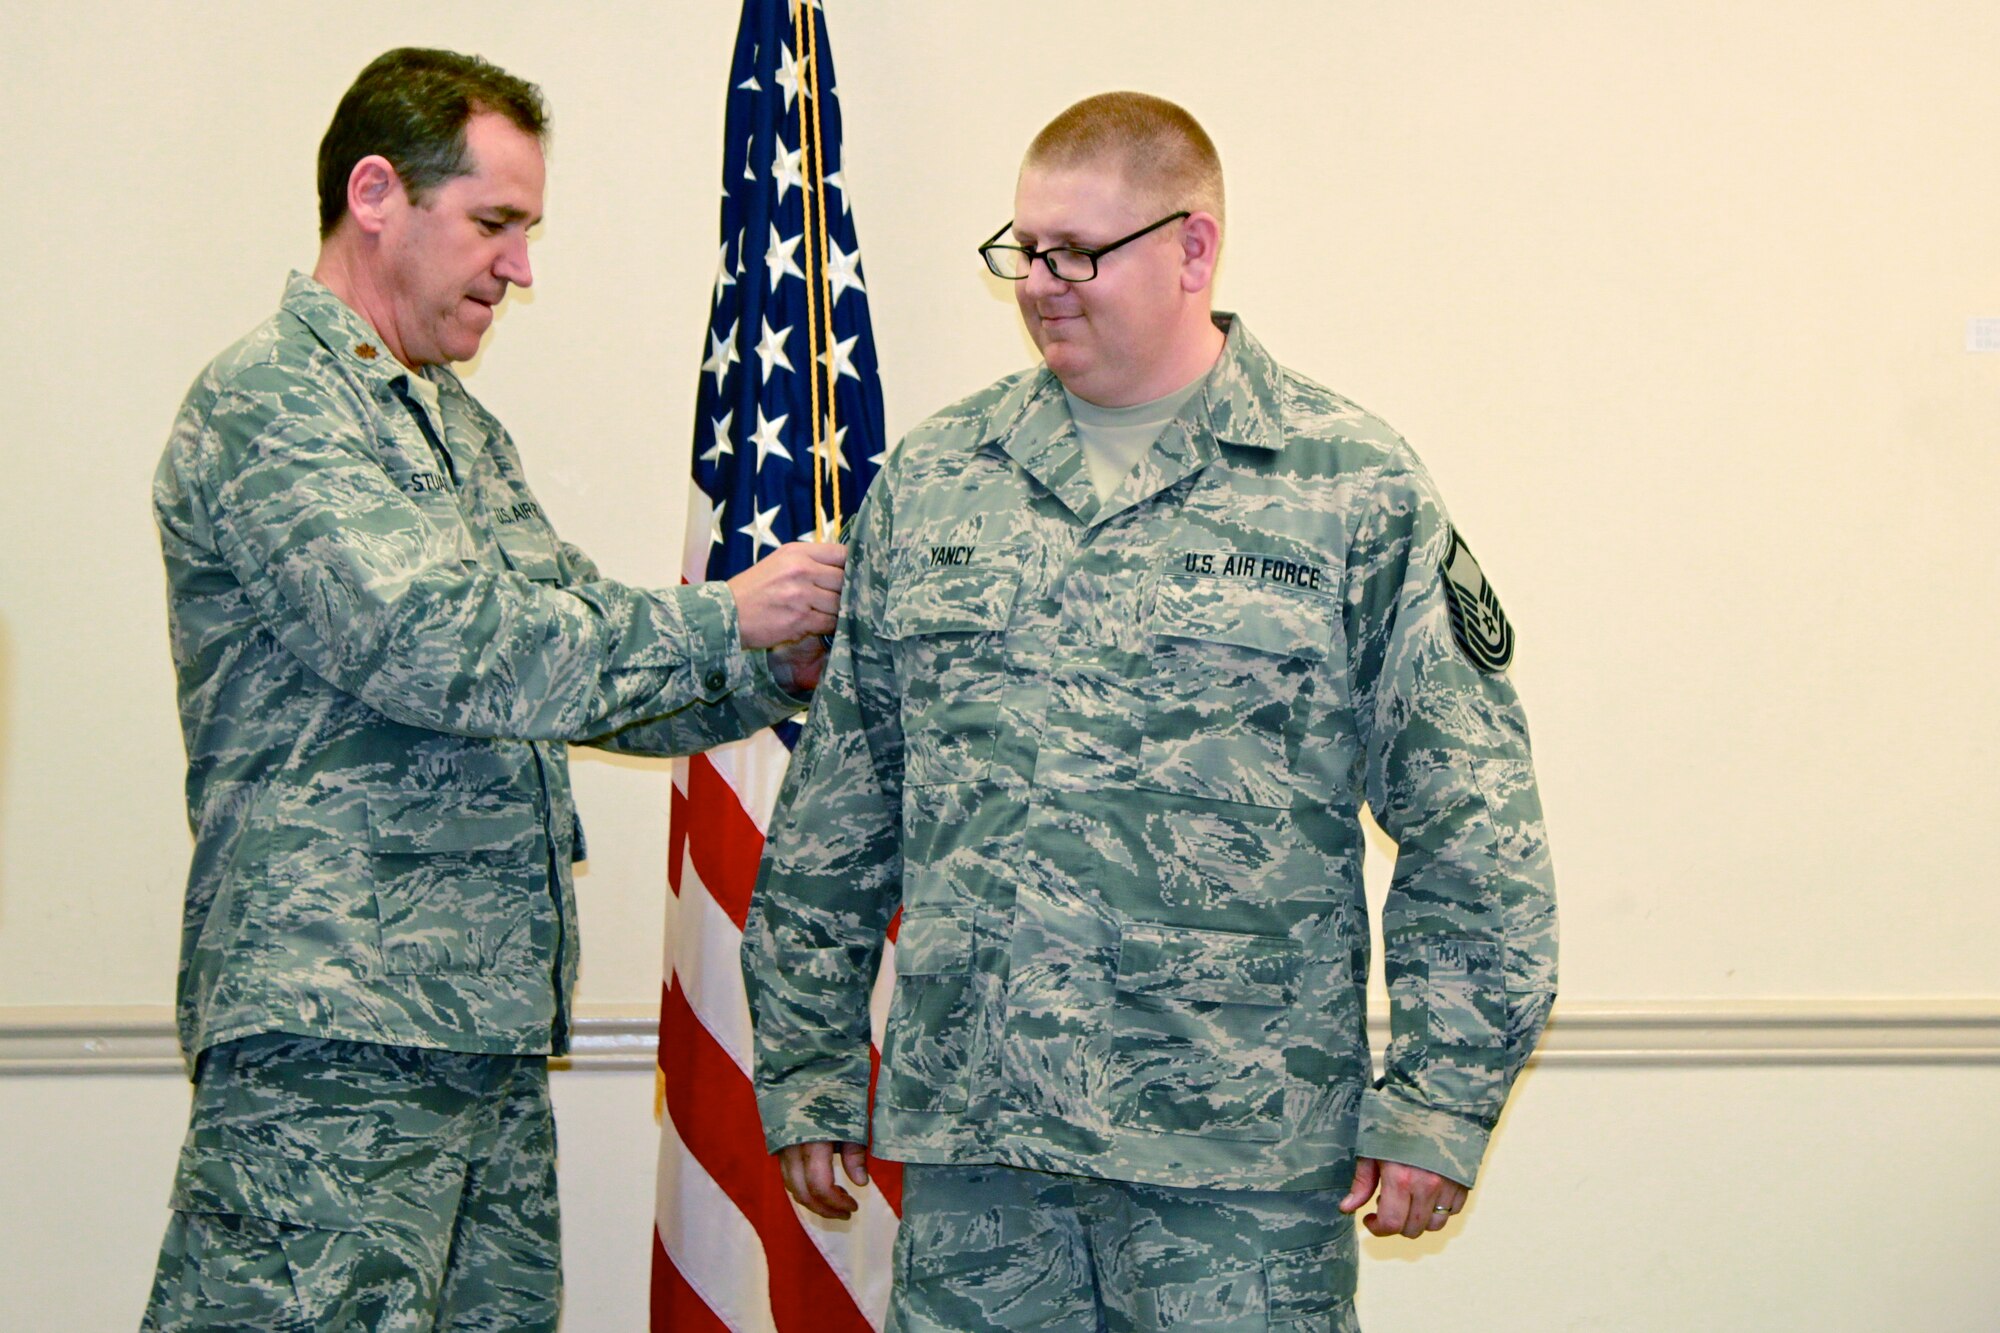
[583,650,807,756]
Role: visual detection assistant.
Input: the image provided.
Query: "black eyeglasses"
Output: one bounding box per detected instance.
[978,211,1190,282]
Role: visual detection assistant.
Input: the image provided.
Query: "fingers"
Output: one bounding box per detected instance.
[776,1141,866,1219]
[767,636,829,695]
[795,540,848,573]
[840,1141,871,1188]
[1337,1156,1379,1214]
[1362,1162,1468,1240]
[728,542,849,648]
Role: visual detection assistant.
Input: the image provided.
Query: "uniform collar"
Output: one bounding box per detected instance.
[282,271,461,444]
[282,271,417,390]
[981,313,1286,525]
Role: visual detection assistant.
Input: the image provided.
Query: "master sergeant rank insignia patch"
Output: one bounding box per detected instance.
[1441,528,1514,673]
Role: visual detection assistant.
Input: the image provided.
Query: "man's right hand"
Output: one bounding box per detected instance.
[776,1140,870,1219]
[727,541,846,649]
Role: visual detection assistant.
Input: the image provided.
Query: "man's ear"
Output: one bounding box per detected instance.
[346,155,404,236]
[1179,211,1223,294]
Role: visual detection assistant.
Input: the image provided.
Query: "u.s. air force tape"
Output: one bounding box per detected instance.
[1440,528,1514,673]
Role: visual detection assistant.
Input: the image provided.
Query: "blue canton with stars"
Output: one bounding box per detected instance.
[694,0,884,603]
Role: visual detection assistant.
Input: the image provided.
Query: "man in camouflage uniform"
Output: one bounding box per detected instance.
[744,92,1556,1331]
[144,49,844,1330]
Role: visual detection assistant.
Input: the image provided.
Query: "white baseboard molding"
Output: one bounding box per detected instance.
[4,1000,1999,1077]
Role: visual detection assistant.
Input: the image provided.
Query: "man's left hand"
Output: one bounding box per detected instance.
[1338,1156,1468,1238]
[768,635,829,696]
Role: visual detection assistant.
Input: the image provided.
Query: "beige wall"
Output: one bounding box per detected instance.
[2,2,1996,1328]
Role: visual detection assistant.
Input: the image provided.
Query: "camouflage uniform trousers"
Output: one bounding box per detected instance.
[141,1034,560,1332]
[888,1163,1361,1333]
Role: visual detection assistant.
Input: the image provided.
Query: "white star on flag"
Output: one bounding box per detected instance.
[774,43,804,109]
[819,332,861,382]
[825,168,850,215]
[714,241,738,304]
[702,322,740,390]
[737,501,782,555]
[700,411,735,463]
[748,407,792,468]
[826,236,865,303]
[765,225,804,291]
[771,141,809,204]
[707,497,726,547]
[755,317,795,382]
[821,413,849,469]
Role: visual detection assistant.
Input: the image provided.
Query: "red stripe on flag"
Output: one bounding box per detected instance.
[650,1227,733,1333]
[685,752,766,929]
[662,979,876,1333]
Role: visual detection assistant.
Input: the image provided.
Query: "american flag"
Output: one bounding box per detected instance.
[652,3,897,1330]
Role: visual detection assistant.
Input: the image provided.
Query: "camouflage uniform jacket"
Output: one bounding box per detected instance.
[157,273,802,1069]
[746,315,1557,1190]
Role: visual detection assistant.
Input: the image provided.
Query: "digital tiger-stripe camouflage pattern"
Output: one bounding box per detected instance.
[745,315,1556,1192]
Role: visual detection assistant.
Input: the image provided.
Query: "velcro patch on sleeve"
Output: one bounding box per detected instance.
[1440,528,1514,673]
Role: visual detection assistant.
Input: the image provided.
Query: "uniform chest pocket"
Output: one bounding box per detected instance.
[1136,574,1337,808]
[390,477,479,565]
[494,517,562,583]
[881,560,1022,786]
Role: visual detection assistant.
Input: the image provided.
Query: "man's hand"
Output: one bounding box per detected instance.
[776,1140,870,1219]
[767,635,829,696]
[1338,1156,1468,1238]
[727,542,846,649]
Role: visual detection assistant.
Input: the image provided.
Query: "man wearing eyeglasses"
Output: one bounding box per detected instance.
[745,91,1556,1330]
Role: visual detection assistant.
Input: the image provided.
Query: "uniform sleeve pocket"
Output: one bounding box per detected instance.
[1417,937,1507,1049]
[1385,937,1511,1113]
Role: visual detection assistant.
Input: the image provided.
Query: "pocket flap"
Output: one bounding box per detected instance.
[1262,1235,1354,1321]
[1115,922,1304,1007]
[367,790,542,855]
[496,524,562,583]
[1149,575,1335,660]
[883,563,1019,639]
[172,1143,468,1237]
[170,1147,368,1234]
[894,906,974,976]
[1420,937,1507,1047]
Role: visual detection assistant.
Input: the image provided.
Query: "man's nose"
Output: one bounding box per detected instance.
[1021,256,1070,299]
[496,236,533,289]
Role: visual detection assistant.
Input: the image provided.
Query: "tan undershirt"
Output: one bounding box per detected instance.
[1064,376,1207,503]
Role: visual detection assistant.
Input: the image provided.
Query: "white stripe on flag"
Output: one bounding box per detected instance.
[656,1113,778,1333]
[674,857,755,1074]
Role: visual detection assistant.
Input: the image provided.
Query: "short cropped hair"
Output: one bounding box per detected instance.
[1024,91,1224,227]
[317,47,548,238]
